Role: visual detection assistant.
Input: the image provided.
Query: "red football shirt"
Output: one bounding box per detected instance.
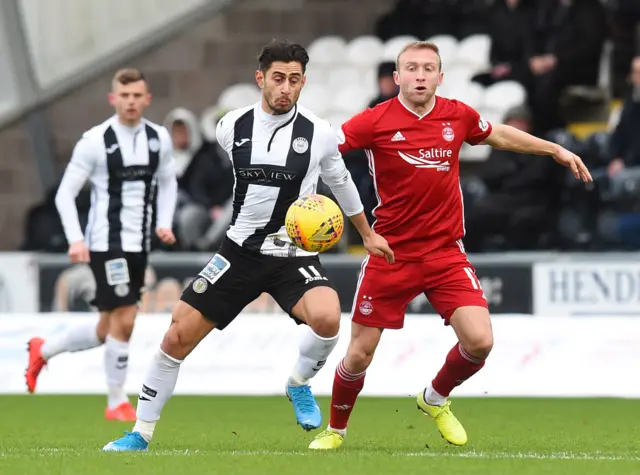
[339,96,492,261]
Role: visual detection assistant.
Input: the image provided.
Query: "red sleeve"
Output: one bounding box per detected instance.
[459,102,492,145]
[338,108,375,154]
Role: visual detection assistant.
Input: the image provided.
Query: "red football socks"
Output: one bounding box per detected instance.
[328,359,366,430]
[432,343,485,397]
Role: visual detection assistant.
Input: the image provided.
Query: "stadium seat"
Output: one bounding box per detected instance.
[299,83,332,116]
[441,65,477,98]
[425,34,458,67]
[381,35,420,61]
[455,34,491,75]
[200,105,224,142]
[482,81,527,111]
[326,66,363,90]
[330,86,371,114]
[324,111,354,130]
[217,83,261,110]
[453,81,484,110]
[307,35,347,66]
[346,35,384,67]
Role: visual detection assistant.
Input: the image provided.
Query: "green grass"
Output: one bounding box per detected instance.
[1,396,639,474]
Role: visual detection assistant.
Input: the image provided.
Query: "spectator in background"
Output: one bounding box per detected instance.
[472,0,534,87]
[527,0,607,133]
[163,108,234,250]
[463,105,563,251]
[369,61,399,108]
[607,55,640,178]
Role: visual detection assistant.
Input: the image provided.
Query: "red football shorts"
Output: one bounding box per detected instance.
[351,251,488,329]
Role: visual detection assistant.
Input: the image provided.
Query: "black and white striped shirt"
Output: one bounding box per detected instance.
[216,102,363,258]
[55,115,177,253]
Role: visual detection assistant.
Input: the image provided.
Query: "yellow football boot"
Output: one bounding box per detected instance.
[417,391,468,446]
[308,429,344,450]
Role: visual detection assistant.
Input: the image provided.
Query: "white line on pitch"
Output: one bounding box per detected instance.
[0,448,639,461]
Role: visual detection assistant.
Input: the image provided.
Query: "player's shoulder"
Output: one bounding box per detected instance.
[360,97,403,127]
[217,104,256,131]
[79,116,114,142]
[297,105,334,138]
[434,96,476,116]
[142,118,171,143]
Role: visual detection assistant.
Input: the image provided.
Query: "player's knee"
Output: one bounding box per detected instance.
[463,333,494,360]
[306,306,340,337]
[309,314,340,338]
[345,339,376,373]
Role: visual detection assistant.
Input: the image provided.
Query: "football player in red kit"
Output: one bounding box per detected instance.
[309,41,592,450]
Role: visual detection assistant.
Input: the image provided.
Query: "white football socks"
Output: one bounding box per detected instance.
[104,335,130,409]
[424,384,447,406]
[40,322,101,361]
[288,328,339,386]
[134,349,183,442]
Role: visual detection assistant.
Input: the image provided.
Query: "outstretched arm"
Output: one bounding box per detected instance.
[481,123,593,183]
[320,130,394,264]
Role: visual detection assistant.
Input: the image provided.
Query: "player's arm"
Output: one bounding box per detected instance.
[54,135,96,263]
[336,108,375,155]
[319,128,394,263]
[481,123,592,182]
[155,128,178,245]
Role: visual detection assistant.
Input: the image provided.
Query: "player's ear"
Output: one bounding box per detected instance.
[255,70,265,89]
[393,71,400,86]
[108,92,116,106]
[145,93,152,106]
[438,71,443,86]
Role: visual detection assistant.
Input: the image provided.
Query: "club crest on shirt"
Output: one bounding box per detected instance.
[442,125,455,142]
[292,137,309,154]
[148,138,160,152]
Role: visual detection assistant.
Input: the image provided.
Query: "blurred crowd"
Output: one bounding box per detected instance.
[21,0,640,254]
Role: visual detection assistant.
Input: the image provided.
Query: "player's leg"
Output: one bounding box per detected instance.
[419,254,491,446]
[25,252,121,394]
[268,257,340,430]
[95,252,148,420]
[104,240,261,451]
[309,256,422,449]
[26,310,108,393]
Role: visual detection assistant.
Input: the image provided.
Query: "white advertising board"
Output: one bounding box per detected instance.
[0,253,39,312]
[1,313,639,397]
[534,262,640,316]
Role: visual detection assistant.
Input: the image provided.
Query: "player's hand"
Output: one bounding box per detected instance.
[68,240,90,264]
[552,147,593,183]
[156,227,176,245]
[363,233,395,264]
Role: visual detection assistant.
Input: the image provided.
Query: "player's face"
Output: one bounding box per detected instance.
[109,80,151,125]
[256,61,306,115]
[394,48,442,106]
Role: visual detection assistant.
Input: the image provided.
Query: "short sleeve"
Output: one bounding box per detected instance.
[337,108,375,154]
[459,102,492,145]
[215,113,234,155]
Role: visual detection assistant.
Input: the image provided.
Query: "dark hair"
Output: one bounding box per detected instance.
[257,39,309,73]
[112,68,146,86]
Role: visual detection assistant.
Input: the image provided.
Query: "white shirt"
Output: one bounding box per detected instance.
[55,115,177,253]
[216,102,364,257]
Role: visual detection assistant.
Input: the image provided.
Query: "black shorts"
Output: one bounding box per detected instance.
[181,237,335,330]
[89,251,147,312]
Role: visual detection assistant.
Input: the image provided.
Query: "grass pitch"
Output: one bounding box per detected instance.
[1,396,639,474]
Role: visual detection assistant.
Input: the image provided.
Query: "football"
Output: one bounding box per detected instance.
[285,194,344,253]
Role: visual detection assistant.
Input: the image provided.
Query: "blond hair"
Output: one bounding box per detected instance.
[396,41,442,70]
[112,68,147,90]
